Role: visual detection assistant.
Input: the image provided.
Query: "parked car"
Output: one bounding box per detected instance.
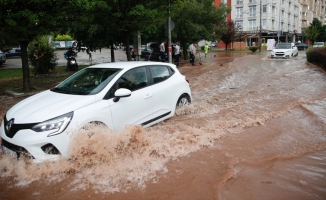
[271,43,298,59]
[141,42,162,61]
[5,48,21,58]
[312,42,325,48]
[295,43,309,50]
[0,50,6,66]
[0,62,192,162]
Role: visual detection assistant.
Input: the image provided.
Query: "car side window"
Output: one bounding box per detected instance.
[106,67,148,99]
[150,65,173,84]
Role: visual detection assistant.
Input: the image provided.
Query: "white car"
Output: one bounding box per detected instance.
[312,42,324,48]
[0,62,192,162]
[271,43,298,59]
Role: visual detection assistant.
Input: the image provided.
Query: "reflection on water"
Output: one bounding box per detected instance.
[0,51,326,199]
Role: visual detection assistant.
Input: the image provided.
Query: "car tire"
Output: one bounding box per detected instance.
[176,94,191,108]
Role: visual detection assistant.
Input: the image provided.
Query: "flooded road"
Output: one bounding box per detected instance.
[1,51,326,200]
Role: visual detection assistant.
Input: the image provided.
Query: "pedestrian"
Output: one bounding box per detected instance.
[174,42,180,66]
[189,41,197,66]
[159,41,166,62]
[204,43,209,58]
[33,44,47,77]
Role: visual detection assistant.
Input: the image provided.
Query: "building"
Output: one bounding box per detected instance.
[214,0,325,49]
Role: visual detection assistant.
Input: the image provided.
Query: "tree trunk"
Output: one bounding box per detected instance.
[181,40,188,60]
[110,41,115,62]
[20,41,32,92]
[125,35,131,61]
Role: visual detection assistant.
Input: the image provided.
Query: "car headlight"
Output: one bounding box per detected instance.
[31,112,73,137]
[286,50,291,53]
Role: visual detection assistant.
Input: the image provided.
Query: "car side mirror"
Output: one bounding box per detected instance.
[113,88,132,102]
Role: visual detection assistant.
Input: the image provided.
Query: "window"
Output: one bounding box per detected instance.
[249,6,256,17]
[236,7,243,18]
[150,65,173,84]
[107,67,148,99]
[263,5,267,13]
[248,20,256,30]
[249,0,256,3]
[236,0,243,4]
[55,68,122,96]
[262,19,266,28]
[235,21,243,29]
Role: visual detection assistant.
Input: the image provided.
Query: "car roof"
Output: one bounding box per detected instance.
[87,61,176,70]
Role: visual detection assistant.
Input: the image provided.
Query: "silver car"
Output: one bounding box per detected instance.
[0,50,7,66]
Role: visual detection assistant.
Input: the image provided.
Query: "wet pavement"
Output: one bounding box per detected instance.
[1,50,326,200]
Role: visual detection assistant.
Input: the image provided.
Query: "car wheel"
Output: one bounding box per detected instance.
[176,94,191,108]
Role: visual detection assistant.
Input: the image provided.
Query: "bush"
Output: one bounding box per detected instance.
[28,36,58,72]
[306,46,326,69]
[249,46,258,52]
[55,34,73,41]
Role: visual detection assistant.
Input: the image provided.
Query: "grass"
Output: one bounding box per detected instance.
[0,65,89,94]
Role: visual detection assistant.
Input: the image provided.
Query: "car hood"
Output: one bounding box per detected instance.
[6,90,96,123]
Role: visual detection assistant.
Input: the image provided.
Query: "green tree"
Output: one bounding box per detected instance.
[305,25,320,45]
[0,0,90,92]
[71,0,163,61]
[172,0,229,59]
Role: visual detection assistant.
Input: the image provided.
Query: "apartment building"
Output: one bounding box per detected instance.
[214,0,318,48]
[300,0,325,33]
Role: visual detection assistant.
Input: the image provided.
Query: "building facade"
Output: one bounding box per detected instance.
[215,0,326,48]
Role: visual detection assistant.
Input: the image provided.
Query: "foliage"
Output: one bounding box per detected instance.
[0,0,90,92]
[172,0,230,59]
[306,46,326,69]
[248,46,259,52]
[305,19,322,45]
[55,34,73,41]
[220,20,236,51]
[28,36,58,72]
[71,0,163,61]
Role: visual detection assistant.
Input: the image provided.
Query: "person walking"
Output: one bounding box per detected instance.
[204,43,209,58]
[33,44,47,77]
[189,41,197,66]
[159,41,166,62]
[174,42,181,66]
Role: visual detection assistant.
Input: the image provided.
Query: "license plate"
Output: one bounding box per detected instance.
[2,145,18,159]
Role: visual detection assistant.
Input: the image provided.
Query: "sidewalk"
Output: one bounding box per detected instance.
[0,48,128,69]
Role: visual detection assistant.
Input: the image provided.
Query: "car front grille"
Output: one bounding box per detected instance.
[275,52,285,56]
[4,115,38,138]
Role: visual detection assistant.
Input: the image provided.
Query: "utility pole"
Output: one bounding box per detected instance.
[259,0,262,52]
[168,0,172,63]
[277,0,281,43]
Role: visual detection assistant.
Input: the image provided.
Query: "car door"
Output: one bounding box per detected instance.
[149,65,175,118]
[108,67,154,131]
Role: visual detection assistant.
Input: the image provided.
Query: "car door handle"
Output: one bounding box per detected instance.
[144,94,152,99]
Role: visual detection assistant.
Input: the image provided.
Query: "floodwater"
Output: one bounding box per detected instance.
[1,51,326,200]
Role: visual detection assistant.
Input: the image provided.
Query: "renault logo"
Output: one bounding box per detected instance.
[6,119,14,133]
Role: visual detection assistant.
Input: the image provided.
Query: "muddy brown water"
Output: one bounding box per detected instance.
[0,51,326,200]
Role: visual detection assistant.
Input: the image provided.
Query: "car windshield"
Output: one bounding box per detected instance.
[315,42,324,45]
[275,44,291,49]
[51,68,122,95]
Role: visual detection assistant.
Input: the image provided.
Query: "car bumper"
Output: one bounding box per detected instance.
[0,120,71,162]
[271,52,291,58]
